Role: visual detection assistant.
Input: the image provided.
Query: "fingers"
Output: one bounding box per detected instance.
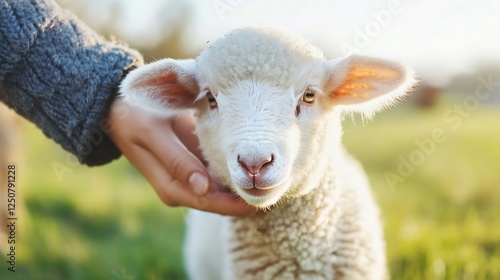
[171,112,207,165]
[122,144,184,206]
[134,114,210,196]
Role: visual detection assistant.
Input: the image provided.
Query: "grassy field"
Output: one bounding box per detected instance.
[1,99,499,280]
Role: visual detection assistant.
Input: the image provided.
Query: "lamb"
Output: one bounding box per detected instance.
[120,26,415,280]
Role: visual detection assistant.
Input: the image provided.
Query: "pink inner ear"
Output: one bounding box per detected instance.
[332,64,402,100]
[134,71,197,107]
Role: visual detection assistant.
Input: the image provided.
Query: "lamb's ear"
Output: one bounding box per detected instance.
[323,55,415,116]
[119,58,199,117]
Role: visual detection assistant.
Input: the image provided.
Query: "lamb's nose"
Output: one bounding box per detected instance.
[238,154,274,175]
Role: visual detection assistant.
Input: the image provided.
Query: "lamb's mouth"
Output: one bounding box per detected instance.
[232,176,289,207]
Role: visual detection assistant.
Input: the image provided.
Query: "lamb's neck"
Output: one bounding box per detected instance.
[229,161,343,254]
[227,165,343,280]
[255,160,341,227]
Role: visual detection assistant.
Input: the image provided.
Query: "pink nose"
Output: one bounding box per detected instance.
[238,154,274,175]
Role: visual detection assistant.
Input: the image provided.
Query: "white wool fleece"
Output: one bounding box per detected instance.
[120,25,415,280]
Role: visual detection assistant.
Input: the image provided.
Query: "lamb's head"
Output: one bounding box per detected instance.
[120,26,415,209]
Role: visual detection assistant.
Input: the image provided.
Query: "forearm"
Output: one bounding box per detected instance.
[0,0,143,165]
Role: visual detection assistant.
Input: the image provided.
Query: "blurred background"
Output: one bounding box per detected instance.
[1,0,499,279]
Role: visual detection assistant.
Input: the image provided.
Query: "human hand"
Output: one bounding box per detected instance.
[107,98,256,216]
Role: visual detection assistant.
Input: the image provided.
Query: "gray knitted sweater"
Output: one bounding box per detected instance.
[0,0,143,165]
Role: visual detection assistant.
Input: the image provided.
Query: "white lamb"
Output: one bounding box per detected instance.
[120,26,414,280]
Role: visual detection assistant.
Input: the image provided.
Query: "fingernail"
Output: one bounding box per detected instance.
[189,172,209,196]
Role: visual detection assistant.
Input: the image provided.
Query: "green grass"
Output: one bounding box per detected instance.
[1,99,499,279]
[343,101,500,280]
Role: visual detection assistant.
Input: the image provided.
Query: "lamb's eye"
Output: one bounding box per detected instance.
[207,91,217,109]
[302,89,315,103]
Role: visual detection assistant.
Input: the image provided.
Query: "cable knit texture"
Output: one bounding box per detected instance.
[0,0,143,165]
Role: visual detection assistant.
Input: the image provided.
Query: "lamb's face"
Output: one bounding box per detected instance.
[195,79,324,208]
[120,26,415,209]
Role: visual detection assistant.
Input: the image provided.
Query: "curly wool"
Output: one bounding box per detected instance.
[196,26,324,91]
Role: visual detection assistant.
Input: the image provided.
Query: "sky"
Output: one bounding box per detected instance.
[109,0,500,86]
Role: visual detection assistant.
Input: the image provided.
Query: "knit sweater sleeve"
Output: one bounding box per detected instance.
[0,0,144,166]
